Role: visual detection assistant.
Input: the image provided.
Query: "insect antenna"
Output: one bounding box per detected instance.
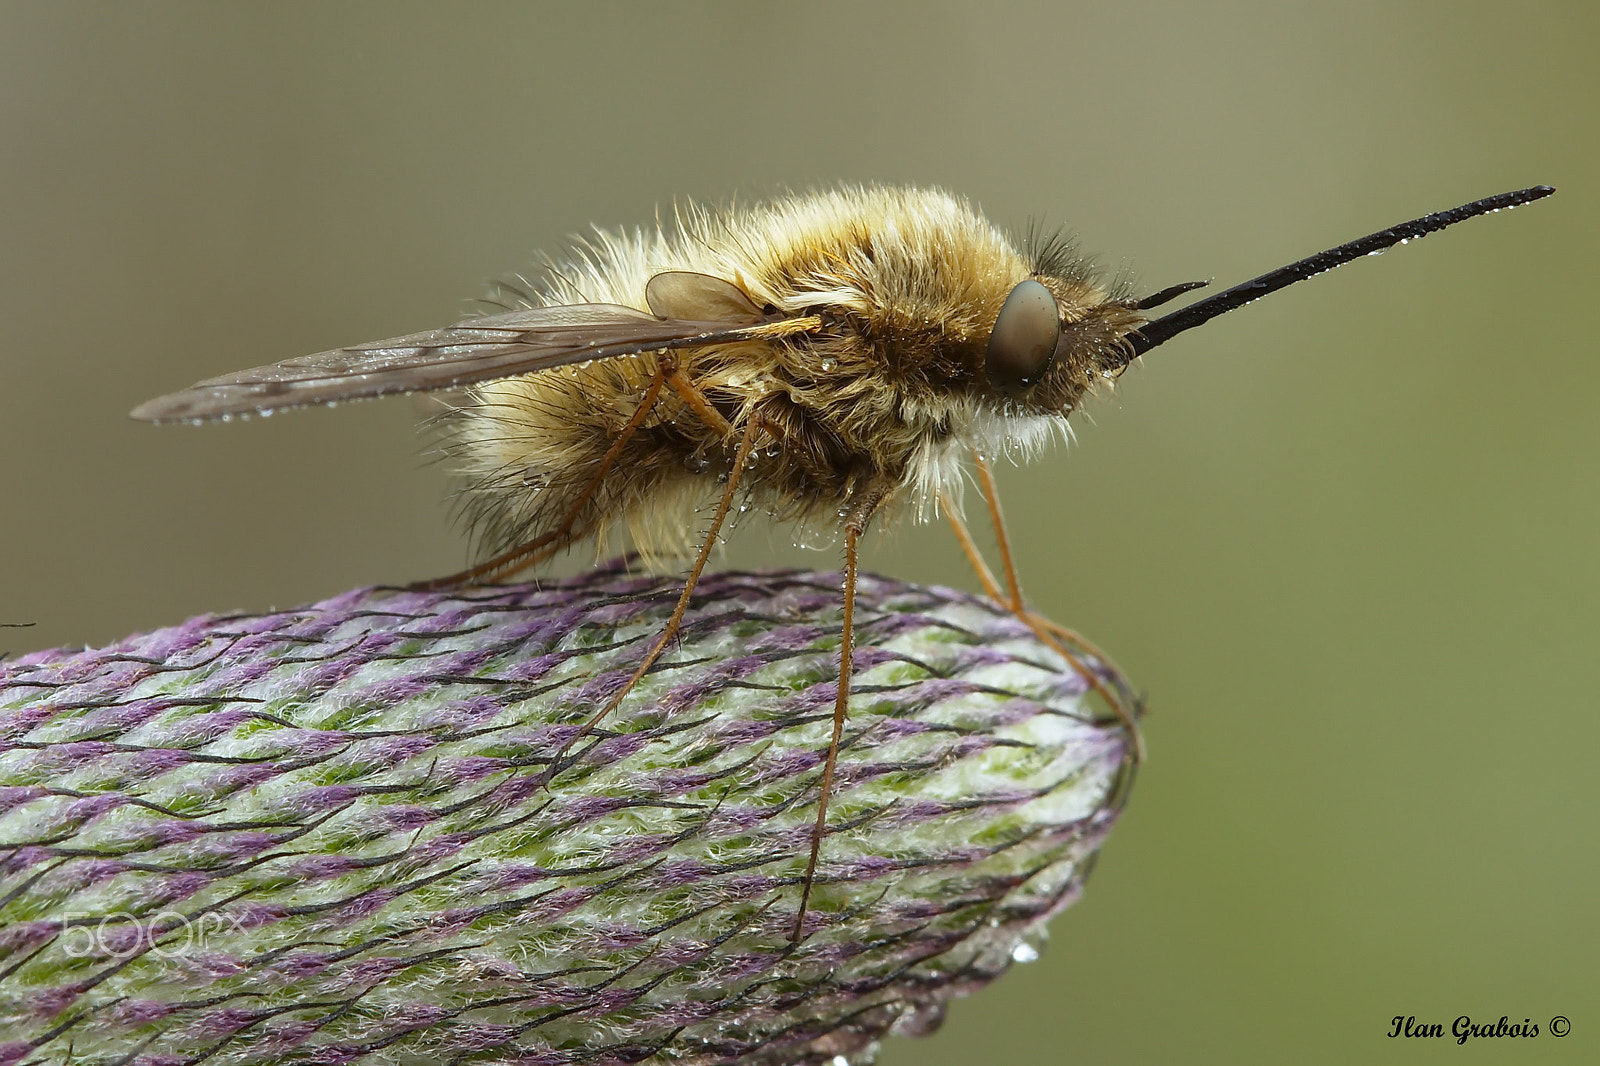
[1119,185,1555,363]
[1129,279,1209,310]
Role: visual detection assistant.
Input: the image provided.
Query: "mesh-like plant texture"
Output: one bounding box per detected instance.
[0,566,1136,1066]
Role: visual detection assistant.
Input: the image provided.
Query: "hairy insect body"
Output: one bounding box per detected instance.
[134,181,1550,942]
[456,187,1141,566]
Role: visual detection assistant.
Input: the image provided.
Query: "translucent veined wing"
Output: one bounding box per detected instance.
[131,274,814,423]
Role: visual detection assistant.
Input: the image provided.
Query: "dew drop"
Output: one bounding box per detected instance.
[890,1002,947,1038]
[792,525,838,551]
[1011,924,1049,963]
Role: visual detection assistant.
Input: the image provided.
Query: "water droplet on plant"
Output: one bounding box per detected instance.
[1011,923,1049,963]
[890,1002,947,1038]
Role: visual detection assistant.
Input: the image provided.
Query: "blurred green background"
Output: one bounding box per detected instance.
[2,2,1594,1062]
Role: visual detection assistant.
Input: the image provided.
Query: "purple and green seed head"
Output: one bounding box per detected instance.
[1,565,1133,1066]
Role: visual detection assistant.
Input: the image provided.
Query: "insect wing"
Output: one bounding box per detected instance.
[131,299,776,423]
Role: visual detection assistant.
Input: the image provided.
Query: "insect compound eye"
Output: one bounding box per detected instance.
[985,279,1061,394]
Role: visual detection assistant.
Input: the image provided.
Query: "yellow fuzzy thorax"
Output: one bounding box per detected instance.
[545,186,1030,320]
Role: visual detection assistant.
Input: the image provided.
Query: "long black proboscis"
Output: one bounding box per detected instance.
[1121,185,1554,363]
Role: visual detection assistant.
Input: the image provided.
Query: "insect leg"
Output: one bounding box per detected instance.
[938,488,1009,606]
[967,453,1129,669]
[411,360,673,590]
[972,454,1029,615]
[947,489,1138,739]
[531,414,766,793]
[955,454,1145,763]
[664,365,734,438]
[792,484,889,943]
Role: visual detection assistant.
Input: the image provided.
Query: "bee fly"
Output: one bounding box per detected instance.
[133,183,1553,940]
